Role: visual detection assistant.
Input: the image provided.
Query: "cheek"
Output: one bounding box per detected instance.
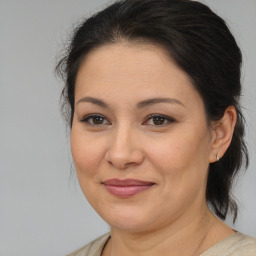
[146,132,211,215]
[147,128,211,184]
[147,135,195,172]
[70,127,106,177]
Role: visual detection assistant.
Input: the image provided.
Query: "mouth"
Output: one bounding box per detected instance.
[102,179,156,198]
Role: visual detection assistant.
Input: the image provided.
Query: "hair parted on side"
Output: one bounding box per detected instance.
[55,0,248,222]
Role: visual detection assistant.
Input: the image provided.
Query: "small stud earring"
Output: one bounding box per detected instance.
[216,154,220,161]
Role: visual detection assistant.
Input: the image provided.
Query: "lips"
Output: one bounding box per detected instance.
[102,179,155,198]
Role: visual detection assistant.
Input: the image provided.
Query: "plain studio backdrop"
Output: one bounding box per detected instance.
[0,0,255,255]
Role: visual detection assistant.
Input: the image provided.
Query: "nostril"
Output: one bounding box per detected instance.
[105,148,144,170]
[105,155,131,169]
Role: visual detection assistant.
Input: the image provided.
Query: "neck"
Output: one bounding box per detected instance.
[104,205,233,256]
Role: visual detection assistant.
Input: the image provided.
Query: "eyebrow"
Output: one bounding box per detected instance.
[76,96,185,108]
[77,97,109,108]
[136,97,185,108]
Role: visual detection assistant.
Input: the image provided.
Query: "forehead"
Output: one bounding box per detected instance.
[75,42,202,108]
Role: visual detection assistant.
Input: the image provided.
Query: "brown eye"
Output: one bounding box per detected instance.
[91,116,105,124]
[142,114,175,126]
[81,114,110,126]
[152,116,166,125]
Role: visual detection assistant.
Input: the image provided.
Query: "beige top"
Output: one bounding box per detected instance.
[66,232,256,256]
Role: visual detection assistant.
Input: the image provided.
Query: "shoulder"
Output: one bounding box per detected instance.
[201,232,256,256]
[66,233,111,256]
[228,233,256,256]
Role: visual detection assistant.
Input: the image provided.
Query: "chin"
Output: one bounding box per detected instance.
[99,206,159,233]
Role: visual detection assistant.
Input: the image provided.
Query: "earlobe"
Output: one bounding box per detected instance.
[209,106,237,163]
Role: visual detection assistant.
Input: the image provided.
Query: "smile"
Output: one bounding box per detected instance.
[102,179,156,198]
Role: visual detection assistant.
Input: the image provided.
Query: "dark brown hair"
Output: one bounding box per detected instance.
[56,0,248,221]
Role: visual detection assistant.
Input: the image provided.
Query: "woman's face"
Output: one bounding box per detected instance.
[71,43,215,232]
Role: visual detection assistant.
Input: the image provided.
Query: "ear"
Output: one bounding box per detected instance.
[209,106,237,163]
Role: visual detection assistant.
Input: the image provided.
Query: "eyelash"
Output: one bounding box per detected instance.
[80,113,175,127]
[80,114,111,126]
[143,114,175,126]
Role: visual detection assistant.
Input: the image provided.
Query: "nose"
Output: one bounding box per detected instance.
[105,125,144,170]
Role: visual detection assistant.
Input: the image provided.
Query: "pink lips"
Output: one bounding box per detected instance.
[102,179,155,198]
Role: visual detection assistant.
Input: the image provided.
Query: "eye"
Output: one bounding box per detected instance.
[142,114,175,126]
[80,114,111,126]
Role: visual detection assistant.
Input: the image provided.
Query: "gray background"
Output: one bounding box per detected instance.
[0,0,255,255]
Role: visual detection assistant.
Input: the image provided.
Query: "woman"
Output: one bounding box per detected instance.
[56,0,256,255]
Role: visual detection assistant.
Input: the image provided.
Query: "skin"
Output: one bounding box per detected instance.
[71,43,237,255]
